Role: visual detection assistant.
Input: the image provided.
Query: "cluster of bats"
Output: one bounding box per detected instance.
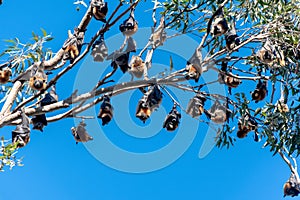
[0,1,297,195]
[0,1,286,149]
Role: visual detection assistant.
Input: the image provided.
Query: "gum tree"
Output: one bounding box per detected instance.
[0,0,299,197]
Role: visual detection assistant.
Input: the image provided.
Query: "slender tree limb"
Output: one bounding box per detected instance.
[270,81,276,103]
[278,149,300,182]
[106,2,123,24]
[210,66,269,80]
[78,4,93,32]
[0,81,22,117]
[0,75,185,127]
[43,49,65,70]
[46,101,85,123]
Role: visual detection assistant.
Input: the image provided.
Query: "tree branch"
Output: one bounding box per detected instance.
[9,1,140,114]
[279,149,300,182]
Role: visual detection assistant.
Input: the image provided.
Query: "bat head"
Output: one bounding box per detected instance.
[0,68,12,84]
[12,126,30,148]
[29,76,47,91]
[186,64,200,82]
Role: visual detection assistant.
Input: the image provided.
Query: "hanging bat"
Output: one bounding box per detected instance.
[135,96,151,123]
[119,14,138,36]
[204,100,231,124]
[225,27,240,51]
[251,80,267,103]
[276,100,289,113]
[107,37,136,73]
[237,114,257,138]
[257,40,285,67]
[32,86,58,132]
[12,112,30,148]
[31,114,47,132]
[135,85,162,123]
[97,95,113,126]
[187,47,202,77]
[110,51,130,73]
[91,35,108,62]
[257,40,276,65]
[40,85,58,106]
[29,68,48,91]
[147,85,163,110]
[224,73,241,88]
[0,67,12,84]
[163,106,181,131]
[13,64,47,91]
[211,14,228,37]
[218,62,241,89]
[71,121,93,144]
[63,29,84,63]
[150,16,167,48]
[129,55,145,78]
[186,94,207,118]
[91,0,108,22]
[283,173,300,197]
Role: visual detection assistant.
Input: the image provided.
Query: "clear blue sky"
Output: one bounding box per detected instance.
[0,1,295,200]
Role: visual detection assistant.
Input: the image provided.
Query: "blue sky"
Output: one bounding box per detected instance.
[0,0,295,200]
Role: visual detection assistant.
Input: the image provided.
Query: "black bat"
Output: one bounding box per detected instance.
[119,14,138,36]
[283,173,300,197]
[163,106,181,131]
[97,95,113,126]
[32,86,58,132]
[12,112,30,148]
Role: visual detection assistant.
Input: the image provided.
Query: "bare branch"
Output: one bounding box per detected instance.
[0,81,22,117]
[279,149,300,182]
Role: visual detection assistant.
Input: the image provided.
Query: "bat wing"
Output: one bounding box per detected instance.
[76,126,93,142]
[125,37,137,53]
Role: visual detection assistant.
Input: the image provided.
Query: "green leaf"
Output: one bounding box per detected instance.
[169,56,173,71]
[45,37,54,42]
[41,28,47,37]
